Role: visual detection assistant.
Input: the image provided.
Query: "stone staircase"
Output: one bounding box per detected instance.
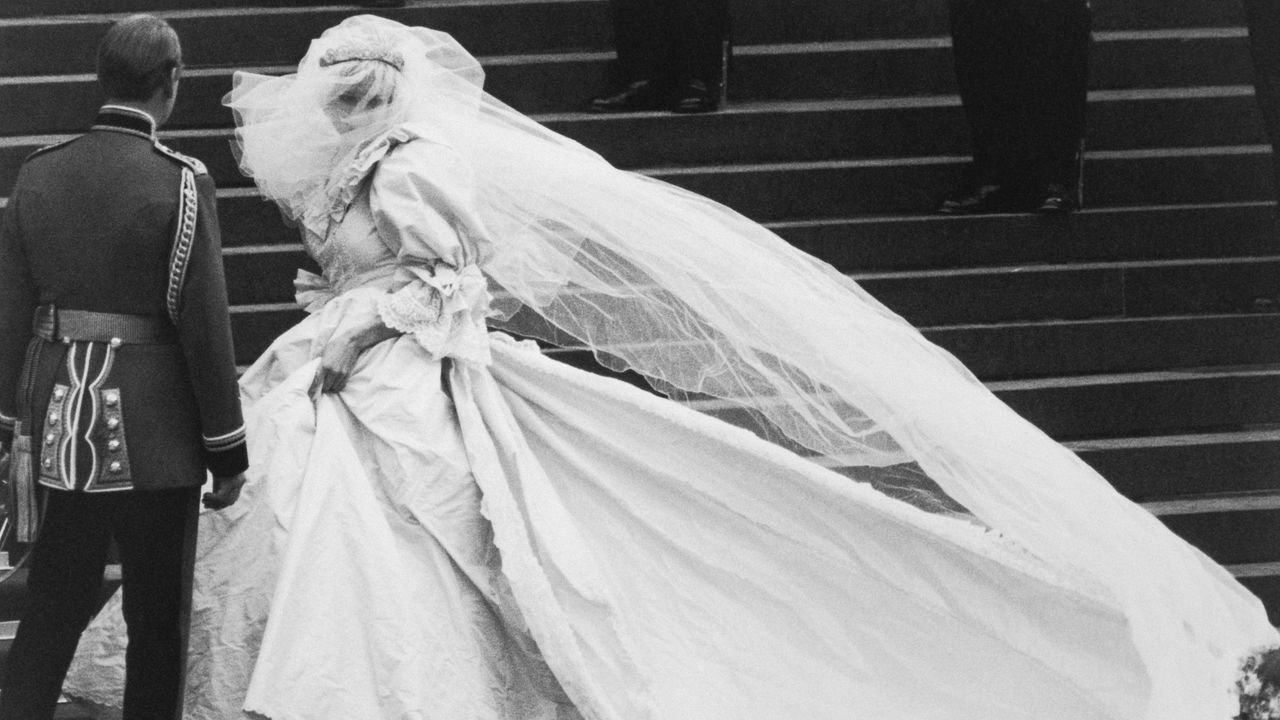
[1,0,1278,705]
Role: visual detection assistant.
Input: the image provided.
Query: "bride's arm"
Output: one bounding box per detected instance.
[310,139,483,398]
[367,136,487,269]
[309,315,401,399]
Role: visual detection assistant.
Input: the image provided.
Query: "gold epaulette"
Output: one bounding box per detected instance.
[153,140,208,176]
[23,136,78,163]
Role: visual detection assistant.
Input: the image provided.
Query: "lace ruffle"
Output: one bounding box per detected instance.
[295,125,428,228]
[378,262,493,365]
[331,127,420,217]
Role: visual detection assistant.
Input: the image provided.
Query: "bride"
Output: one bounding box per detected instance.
[63,15,1277,720]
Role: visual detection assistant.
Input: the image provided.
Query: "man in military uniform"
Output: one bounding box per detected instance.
[938,0,1092,214]
[0,15,247,720]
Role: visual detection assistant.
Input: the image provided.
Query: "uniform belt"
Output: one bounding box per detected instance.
[32,305,177,345]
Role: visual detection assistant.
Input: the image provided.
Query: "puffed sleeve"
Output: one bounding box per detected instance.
[0,183,36,452]
[174,171,249,476]
[369,138,493,364]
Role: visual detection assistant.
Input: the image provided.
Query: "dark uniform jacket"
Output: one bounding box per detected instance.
[0,106,247,492]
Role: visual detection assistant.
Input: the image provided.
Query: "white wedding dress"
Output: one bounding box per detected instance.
[58,124,1273,720]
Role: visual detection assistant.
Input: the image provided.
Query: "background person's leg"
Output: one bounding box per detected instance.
[0,490,111,720]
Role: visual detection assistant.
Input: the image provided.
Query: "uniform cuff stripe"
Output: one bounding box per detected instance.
[205,437,246,452]
[203,426,246,451]
[204,425,245,443]
[0,412,15,429]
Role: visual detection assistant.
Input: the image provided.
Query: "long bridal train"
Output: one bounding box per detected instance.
[71,297,1154,720]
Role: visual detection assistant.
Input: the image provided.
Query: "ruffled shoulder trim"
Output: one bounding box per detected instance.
[321,123,455,221]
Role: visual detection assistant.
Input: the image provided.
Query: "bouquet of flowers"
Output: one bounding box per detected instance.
[1237,646,1280,720]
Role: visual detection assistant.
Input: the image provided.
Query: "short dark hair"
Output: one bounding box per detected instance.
[97,15,182,101]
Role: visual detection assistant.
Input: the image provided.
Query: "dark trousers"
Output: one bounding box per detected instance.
[1245,0,1280,201]
[0,486,199,720]
[949,0,1092,191]
[611,0,731,90]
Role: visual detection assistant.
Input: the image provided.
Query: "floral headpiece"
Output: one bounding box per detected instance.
[319,42,406,71]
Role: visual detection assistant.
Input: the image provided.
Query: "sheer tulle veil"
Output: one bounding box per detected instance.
[225,15,1277,718]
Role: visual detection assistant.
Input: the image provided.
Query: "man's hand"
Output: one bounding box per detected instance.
[202,472,246,510]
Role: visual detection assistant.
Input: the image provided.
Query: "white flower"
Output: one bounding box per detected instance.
[1243,673,1264,696]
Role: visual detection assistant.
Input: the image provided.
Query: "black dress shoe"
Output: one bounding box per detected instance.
[939,183,1047,215]
[937,184,1007,214]
[1036,183,1074,214]
[590,80,666,113]
[671,78,719,114]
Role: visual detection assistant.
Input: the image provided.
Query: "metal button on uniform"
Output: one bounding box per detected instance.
[53,387,66,400]
[108,461,122,474]
[42,458,52,469]
[107,439,121,452]
[48,412,58,425]
[106,417,120,430]
[105,391,119,407]
[44,433,55,446]
[109,337,122,348]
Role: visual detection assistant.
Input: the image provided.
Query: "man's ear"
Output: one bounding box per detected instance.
[164,65,181,99]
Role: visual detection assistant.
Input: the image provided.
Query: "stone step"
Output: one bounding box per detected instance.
[243,309,1280,446]
[992,367,1280,440]
[0,0,1248,54]
[1072,430,1280,501]
[775,202,1280,274]
[404,310,1280,389]
[219,245,1280,326]
[522,325,1280,455]
[232,306,1280,440]
[0,0,283,17]
[1160,508,1280,567]
[4,88,1269,198]
[388,312,1280,391]
[0,30,1258,132]
[645,149,1275,222]
[521,89,1271,169]
[536,314,1280,395]
[206,200,1280,272]
[927,314,1280,380]
[188,150,1278,248]
[0,3,616,76]
[1237,567,1280,625]
[685,366,1280,443]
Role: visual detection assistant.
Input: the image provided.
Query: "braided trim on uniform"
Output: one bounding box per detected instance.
[203,424,246,452]
[0,410,14,431]
[166,168,198,325]
[92,125,153,142]
[24,137,76,163]
[153,141,208,175]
